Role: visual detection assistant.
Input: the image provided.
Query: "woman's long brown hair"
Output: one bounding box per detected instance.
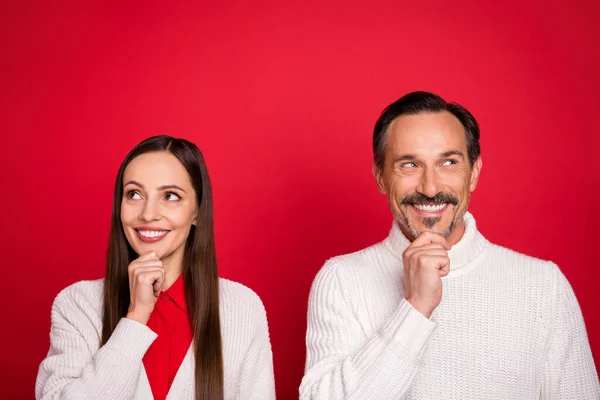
[101,135,223,400]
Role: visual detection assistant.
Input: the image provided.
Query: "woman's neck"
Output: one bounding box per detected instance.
[160,251,184,291]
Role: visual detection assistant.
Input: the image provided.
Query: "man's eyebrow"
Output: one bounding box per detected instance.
[440,150,465,158]
[392,154,418,164]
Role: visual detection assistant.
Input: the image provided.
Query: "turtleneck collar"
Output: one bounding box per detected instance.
[384,212,489,277]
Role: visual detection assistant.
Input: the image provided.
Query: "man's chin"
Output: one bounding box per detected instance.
[420,216,442,229]
[408,218,452,238]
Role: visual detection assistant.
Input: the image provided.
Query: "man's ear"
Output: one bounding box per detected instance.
[373,163,387,194]
[469,157,483,192]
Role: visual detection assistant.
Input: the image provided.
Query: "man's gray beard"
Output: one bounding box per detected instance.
[393,206,462,239]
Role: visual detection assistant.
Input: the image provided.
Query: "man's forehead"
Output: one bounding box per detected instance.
[387,111,467,151]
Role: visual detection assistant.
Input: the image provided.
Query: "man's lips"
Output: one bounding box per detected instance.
[408,203,450,215]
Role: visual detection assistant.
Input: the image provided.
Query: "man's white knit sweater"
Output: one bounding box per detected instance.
[36,278,275,400]
[301,212,599,399]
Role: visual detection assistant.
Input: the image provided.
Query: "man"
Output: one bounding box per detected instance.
[300,91,599,399]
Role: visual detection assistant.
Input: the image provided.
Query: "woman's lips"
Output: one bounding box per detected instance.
[135,228,169,243]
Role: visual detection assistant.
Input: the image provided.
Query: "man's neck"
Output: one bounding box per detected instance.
[445,220,466,247]
[388,213,488,275]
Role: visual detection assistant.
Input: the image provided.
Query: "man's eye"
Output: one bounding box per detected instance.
[442,159,456,166]
[165,192,181,201]
[402,162,417,168]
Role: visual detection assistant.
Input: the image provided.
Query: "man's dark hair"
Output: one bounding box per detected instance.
[373,91,481,169]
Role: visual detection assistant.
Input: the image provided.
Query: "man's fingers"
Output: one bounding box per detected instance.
[404,243,449,257]
[412,254,450,272]
[411,231,450,249]
[409,249,450,259]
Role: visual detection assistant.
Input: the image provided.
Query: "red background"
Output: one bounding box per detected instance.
[1,1,599,398]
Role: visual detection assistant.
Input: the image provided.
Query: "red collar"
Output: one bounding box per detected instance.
[162,274,187,311]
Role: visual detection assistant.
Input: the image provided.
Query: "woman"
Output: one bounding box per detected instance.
[36,136,276,400]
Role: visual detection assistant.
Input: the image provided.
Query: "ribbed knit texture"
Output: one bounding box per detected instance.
[36,278,276,400]
[301,212,600,399]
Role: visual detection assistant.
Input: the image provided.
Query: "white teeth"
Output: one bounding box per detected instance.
[138,230,168,238]
[413,203,447,212]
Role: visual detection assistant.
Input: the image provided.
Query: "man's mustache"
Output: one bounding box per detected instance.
[401,192,459,205]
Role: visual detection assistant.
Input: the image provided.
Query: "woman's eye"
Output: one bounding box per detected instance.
[126,190,142,200]
[165,192,181,201]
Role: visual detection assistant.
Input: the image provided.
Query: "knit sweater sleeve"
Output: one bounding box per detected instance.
[235,289,276,399]
[540,264,600,399]
[300,260,436,399]
[35,282,158,400]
